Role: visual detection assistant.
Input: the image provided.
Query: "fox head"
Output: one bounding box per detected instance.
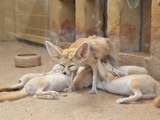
[45,41,90,75]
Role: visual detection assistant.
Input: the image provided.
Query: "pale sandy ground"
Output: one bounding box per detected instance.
[0,40,159,120]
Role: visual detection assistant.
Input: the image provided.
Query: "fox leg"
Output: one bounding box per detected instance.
[73,66,91,90]
[33,89,59,99]
[0,81,27,92]
[89,63,99,94]
[97,59,114,82]
[116,89,142,104]
[0,77,28,92]
[0,84,21,92]
[63,69,77,92]
[33,80,59,99]
[0,73,44,92]
[33,94,56,99]
[140,94,157,99]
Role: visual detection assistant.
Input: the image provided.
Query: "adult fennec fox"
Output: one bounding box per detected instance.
[45,36,116,94]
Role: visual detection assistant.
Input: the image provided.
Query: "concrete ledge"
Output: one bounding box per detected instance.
[118,52,150,71]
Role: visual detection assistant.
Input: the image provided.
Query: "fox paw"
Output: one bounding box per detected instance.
[89,89,98,94]
[51,91,59,97]
[116,98,125,104]
[47,95,55,99]
[63,88,72,92]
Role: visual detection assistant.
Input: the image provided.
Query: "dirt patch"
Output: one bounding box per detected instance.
[0,40,159,120]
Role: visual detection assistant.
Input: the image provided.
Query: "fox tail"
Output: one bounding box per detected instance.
[153,81,160,108]
[0,88,28,102]
[154,97,160,108]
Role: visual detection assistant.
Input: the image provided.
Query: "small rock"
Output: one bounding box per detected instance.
[63,94,67,97]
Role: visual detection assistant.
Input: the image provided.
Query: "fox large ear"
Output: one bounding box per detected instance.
[73,42,90,60]
[45,41,63,62]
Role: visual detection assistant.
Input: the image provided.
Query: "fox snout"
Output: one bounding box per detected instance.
[63,71,67,75]
[62,69,71,75]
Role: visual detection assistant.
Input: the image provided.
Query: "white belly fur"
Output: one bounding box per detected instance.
[97,74,157,96]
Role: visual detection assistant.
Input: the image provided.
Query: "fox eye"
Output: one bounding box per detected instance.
[69,64,78,71]
[59,64,65,68]
[68,64,75,68]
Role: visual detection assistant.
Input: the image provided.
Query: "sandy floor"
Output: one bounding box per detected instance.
[0,40,159,120]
